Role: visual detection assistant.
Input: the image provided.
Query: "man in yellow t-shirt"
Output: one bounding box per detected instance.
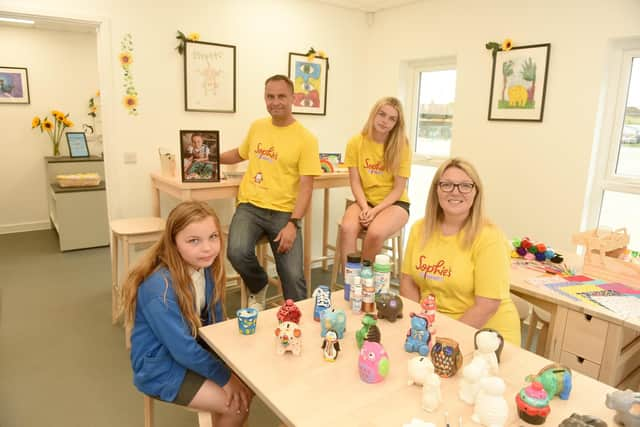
[221,75,321,309]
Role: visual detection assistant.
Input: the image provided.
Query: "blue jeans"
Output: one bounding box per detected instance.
[227,203,306,301]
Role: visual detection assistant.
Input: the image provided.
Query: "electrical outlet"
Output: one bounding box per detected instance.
[124,152,137,164]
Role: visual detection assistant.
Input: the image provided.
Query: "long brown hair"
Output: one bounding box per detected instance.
[361,97,409,175]
[423,158,487,249]
[121,201,226,336]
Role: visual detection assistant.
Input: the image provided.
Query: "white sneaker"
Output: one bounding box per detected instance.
[247,286,268,311]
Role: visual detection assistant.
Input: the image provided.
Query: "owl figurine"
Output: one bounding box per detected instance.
[359,341,390,383]
[430,337,463,378]
[321,329,341,362]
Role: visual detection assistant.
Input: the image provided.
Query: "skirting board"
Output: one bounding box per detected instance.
[0,220,51,235]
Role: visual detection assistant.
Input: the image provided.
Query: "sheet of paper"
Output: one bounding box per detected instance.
[590,295,640,320]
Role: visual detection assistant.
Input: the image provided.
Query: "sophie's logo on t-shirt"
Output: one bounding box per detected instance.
[415,256,452,281]
[364,158,384,175]
[254,143,278,162]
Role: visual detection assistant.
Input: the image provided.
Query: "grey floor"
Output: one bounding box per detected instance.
[0,229,312,427]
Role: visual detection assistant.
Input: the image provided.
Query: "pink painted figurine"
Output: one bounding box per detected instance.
[277,299,302,324]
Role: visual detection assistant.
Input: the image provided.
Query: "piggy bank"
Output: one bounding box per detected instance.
[407,355,435,386]
[275,321,302,356]
[605,389,640,427]
[375,292,403,322]
[359,341,389,384]
[320,307,346,339]
[277,299,302,324]
[526,363,572,400]
[404,312,431,356]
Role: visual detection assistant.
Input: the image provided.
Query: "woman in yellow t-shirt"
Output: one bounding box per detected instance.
[400,158,521,345]
[341,97,412,264]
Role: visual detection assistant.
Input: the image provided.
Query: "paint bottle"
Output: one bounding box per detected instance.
[351,276,362,314]
[360,260,375,313]
[344,252,362,301]
[373,254,391,294]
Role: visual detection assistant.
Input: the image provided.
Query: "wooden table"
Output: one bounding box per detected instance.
[150,172,350,296]
[199,297,620,427]
[510,258,640,388]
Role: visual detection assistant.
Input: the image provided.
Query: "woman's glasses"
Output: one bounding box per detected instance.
[437,181,475,194]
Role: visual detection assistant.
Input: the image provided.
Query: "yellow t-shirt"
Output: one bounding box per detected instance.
[237,118,321,212]
[402,219,521,345]
[344,134,412,205]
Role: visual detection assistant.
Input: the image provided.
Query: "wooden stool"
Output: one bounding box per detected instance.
[110,217,165,324]
[329,223,404,292]
[524,305,550,356]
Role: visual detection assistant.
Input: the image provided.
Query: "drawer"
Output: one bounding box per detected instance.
[562,310,608,363]
[559,350,601,379]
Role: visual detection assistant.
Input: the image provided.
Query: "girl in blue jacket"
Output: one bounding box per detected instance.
[121,201,252,425]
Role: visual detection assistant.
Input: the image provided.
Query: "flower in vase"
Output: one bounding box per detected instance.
[30,110,74,156]
[31,117,41,128]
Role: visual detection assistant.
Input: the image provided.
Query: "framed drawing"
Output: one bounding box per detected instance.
[319,152,341,172]
[488,43,550,122]
[179,130,220,182]
[288,52,328,115]
[66,132,90,157]
[0,66,30,104]
[184,40,236,112]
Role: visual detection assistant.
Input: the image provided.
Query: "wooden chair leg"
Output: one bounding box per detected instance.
[524,309,539,352]
[144,395,154,427]
[111,231,119,324]
[536,320,549,356]
[330,225,342,292]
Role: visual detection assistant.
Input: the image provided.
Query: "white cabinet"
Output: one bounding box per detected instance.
[45,156,109,251]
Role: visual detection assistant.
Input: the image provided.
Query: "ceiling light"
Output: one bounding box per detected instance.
[0,17,35,25]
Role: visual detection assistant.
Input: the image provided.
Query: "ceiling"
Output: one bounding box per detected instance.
[0,12,98,33]
[312,0,421,13]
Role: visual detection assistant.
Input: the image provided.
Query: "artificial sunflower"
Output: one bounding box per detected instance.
[42,119,54,131]
[119,52,133,66]
[63,118,74,127]
[187,32,200,41]
[31,117,41,128]
[502,38,513,51]
[54,112,65,122]
[51,109,62,117]
[318,50,327,58]
[123,94,138,109]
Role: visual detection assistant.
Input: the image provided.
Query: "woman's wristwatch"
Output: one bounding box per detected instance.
[288,218,301,229]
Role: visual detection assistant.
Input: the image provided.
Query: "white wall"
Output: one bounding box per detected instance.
[366,0,640,250]
[0,25,98,233]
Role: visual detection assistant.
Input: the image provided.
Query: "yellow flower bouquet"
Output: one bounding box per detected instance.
[32,110,74,156]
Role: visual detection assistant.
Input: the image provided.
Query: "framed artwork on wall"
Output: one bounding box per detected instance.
[66,132,90,157]
[487,43,551,122]
[0,66,30,104]
[288,52,328,115]
[184,40,236,112]
[179,130,220,182]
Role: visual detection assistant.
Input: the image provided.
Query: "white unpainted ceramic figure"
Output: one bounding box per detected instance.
[472,376,508,427]
[474,330,500,375]
[459,355,490,404]
[421,372,442,413]
[408,355,435,386]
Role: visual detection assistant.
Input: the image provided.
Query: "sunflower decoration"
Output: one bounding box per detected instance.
[486,38,514,56]
[176,30,201,55]
[123,95,139,110]
[119,52,133,67]
[305,46,328,62]
[30,110,74,156]
[120,33,139,115]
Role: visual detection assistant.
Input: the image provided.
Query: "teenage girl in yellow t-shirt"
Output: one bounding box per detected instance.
[400,158,521,345]
[340,97,413,265]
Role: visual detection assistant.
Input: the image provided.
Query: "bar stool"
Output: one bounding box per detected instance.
[525,306,550,356]
[110,217,166,324]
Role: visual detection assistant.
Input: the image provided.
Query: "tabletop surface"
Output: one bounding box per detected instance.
[199,296,619,427]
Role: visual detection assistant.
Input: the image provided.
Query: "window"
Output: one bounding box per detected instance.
[588,47,640,250]
[405,58,457,231]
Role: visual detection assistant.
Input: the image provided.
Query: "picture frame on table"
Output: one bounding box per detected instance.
[179,130,220,182]
[184,40,236,113]
[66,132,90,157]
[487,43,551,122]
[0,66,30,104]
[288,52,329,115]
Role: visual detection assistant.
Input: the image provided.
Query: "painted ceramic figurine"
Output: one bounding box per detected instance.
[472,376,509,427]
[277,299,301,324]
[404,312,431,356]
[421,371,442,412]
[525,363,572,400]
[559,413,608,427]
[321,329,341,362]
[274,321,302,356]
[459,355,489,404]
[605,389,640,427]
[356,313,381,349]
[515,381,551,425]
[473,329,502,374]
[358,341,389,383]
[312,285,331,321]
[430,337,462,378]
[375,292,403,322]
[408,355,435,386]
[320,307,346,339]
[420,293,437,325]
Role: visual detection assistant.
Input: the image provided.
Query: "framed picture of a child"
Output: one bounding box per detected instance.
[179,130,220,182]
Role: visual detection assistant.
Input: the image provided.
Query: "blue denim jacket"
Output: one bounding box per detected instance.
[129,267,230,402]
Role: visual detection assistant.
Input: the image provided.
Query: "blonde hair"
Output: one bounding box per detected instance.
[361,97,409,175]
[121,201,226,336]
[423,158,488,249]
